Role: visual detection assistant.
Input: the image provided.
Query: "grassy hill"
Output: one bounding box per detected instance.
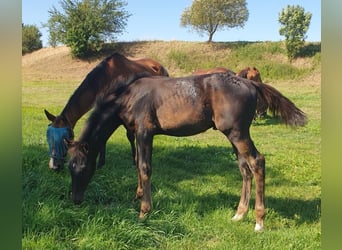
[22,40,321,82]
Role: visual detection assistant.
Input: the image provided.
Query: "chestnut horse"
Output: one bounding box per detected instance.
[67,72,307,231]
[236,67,267,118]
[44,53,169,170]
[193,66,267,118]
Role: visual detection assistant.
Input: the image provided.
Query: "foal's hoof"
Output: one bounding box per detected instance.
[231,213,244,222]
[254,222,264,232]
[138,211,148,220]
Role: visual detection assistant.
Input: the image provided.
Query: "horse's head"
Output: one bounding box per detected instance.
[246,67,262,82]
[67,141,96,204]
[237,67,267,118]
[44,109,74,171]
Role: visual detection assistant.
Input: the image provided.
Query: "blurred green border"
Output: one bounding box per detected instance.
[0,1,21,249]
[2,1,339,249]
[321,2,342,249]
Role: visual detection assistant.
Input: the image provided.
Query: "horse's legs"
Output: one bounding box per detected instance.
[231,152,253,221]
[126,129,136,166]
[135,131,153,218]
[97,144,106,169]
[226,130,266,231]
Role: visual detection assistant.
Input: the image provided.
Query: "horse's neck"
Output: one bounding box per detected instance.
[61,102,91,129]
[60,55,147,129]
[61,75,104,128]
[78,100,122,147]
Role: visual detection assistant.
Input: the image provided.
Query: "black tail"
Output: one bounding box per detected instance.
[250,81,307,127]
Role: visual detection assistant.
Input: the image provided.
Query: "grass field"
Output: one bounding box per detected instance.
[22,41,321,249]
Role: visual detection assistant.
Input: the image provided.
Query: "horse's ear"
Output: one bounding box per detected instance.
[44,109,56,122]
[151,65,160,74]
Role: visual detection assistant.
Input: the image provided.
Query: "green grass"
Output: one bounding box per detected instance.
[22,42,321,249]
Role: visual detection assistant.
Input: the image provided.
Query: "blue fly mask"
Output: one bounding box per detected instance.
[46,125,74,162]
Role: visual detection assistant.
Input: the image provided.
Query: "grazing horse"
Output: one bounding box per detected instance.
[44,53,169,171]
[193,66,266,118]
[236,67,267,118]
[67,72,307,231]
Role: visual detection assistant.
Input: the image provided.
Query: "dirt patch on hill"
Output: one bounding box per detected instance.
[22,42,234,81]
[22,46,99,81]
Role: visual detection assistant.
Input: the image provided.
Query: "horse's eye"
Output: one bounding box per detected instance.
[72,162,77,169]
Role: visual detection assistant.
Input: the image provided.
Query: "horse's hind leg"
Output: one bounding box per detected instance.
[231,149,253,221]
[227,130,266,231]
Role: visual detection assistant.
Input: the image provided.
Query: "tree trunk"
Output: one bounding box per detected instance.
[207,32,214,43]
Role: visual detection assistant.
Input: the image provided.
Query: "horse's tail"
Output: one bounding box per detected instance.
[249,81,307,127]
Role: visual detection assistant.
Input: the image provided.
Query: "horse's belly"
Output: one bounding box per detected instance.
[159,123,212,136]
[156,103,213,136]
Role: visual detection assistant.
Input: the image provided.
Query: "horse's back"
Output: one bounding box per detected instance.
[119,73,257,135]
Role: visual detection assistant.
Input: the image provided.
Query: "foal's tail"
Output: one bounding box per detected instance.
[249,81,307,127]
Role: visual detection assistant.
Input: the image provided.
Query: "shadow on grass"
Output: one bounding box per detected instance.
[266,196,321,225]
[252,114,284,126]
[172,191,320,225]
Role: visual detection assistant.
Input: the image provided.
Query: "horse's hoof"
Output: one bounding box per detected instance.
[138,211,148,220]
[231,213,244,221]
[254,222,264,232]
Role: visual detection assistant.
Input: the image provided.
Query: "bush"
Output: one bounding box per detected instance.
[22,24,42,54]
[46,0,130,58]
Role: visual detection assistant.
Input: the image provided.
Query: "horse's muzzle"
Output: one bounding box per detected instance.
[71,191,84,205]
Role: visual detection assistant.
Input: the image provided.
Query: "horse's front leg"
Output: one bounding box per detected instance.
[135,131,153,218]
[251,152,266,231]
[97,144,106,169]
[126,129,136,166]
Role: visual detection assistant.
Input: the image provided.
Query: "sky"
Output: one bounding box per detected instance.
[22,0,321,47]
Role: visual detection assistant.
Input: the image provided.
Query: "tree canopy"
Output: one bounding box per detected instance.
[180,0,248,42]
[22,23,43,54]
[45,0,130,57]
[279,5,312,60]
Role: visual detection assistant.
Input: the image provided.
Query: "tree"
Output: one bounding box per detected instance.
[278,5,312,60]
[180,0,248,43]
[22,23,43,54]
[45,0,130,58]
